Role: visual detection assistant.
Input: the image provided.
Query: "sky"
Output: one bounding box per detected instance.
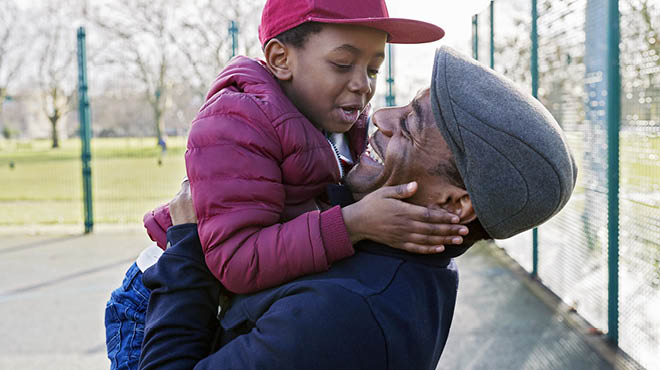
[10,0,493,108]
[375,0,494,106]
[387,0,491,48]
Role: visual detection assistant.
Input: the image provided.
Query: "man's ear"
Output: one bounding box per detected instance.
[437,192,476,224]
[456,194,476,224]
[263,39,293,81]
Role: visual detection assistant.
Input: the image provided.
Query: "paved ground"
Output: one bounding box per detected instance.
[439,243,619,370]
[0,231,622,370]
[0,231,150,370]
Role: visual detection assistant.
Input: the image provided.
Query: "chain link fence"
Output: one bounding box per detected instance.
[619,0,660,366]
[0,137,185,229]
[475,1,659,368]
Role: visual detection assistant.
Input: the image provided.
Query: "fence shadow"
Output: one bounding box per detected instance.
[0,235,84,255]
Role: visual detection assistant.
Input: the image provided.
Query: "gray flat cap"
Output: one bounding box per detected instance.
[430,46,577,239]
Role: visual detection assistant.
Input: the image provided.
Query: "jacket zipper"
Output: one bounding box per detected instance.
[325,134,345,180]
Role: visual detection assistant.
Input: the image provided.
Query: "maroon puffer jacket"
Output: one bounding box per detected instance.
[144,57,368,294]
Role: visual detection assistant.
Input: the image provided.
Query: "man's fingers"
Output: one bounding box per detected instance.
[180,179,191,194]
[399,242,445,254]
[407,221,468,239]
[404,233,463,246]
[406,204,461,224]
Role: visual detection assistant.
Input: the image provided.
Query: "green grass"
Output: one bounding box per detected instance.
[563,131,660,193]
[0,134,658,226]
[0,137,187,225]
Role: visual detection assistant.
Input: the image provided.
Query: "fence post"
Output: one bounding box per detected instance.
[472,14,479,60]
[77,27,93,234]
[386,44,395,107]
[489,0,495,69]
[530,0,539,277]
[606,0,620,345]
[229,20,238,58]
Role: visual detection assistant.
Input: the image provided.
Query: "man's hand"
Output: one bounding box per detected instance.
[170,179,198,226]
[342,182,468,254]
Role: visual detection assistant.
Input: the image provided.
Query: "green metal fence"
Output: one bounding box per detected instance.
[474,1,659,368]
[0,30,186,229]
[0,137,187,228]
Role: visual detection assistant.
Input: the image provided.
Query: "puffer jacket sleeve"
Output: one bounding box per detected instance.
[186,96,354,294]
[142,203,173,250]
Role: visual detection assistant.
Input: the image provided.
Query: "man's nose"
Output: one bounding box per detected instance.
[371,107,398,137]
[347,69,372,96]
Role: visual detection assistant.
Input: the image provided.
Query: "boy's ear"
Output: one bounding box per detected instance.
[263,39,293,81]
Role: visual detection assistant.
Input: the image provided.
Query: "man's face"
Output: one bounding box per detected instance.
[285,24,387,133]
[345,89,469,211]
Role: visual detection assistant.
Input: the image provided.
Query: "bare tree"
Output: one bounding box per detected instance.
[34,0,80,148]
[622,0,659,122]
[624,0,659,58]
[87,0,264,145]
[0,1,27,132]
[171,0,262,99]
[87,0,182,146]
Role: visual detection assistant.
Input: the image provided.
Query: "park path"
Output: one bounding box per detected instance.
[0,232,617,370]
[439,243,620,370]
[0,232,149,370]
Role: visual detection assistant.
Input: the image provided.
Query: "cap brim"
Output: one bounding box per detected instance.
[308,17,444,44]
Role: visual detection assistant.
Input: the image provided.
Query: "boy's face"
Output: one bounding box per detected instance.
[285,24,387,133]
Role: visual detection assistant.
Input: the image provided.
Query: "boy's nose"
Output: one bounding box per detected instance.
[347,70,372,96]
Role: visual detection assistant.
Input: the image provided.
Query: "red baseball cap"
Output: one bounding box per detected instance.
[258,0,445,46]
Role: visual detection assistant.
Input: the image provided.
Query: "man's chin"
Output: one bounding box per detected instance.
[344,168,380,200]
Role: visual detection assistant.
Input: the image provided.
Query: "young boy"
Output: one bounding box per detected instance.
[106,1,465,369]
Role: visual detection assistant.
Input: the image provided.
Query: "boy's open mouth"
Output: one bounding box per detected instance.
[338,107,361,123]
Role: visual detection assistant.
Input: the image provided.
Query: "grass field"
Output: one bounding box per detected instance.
[0,134,658,227]
[0,137,187,226]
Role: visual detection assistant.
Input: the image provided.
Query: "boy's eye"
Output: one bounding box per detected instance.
[368,69,380,78]
[332,63,352,71]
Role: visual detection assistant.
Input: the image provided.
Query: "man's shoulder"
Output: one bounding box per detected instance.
[279,249,456,299]
[299,251,406,297]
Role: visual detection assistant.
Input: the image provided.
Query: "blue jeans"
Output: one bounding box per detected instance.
[105,262,151,370]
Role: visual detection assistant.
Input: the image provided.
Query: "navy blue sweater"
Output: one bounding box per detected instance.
[139,189,460,370]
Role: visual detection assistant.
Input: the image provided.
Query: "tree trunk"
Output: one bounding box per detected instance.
[152,89,166,147]
[50,116,59,148]
[154,105,165,146]
[0,88,6,130]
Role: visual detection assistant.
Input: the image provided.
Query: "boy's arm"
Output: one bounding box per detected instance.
[139,224,221,370]
[143,203,172,250]
[186,109,355,295]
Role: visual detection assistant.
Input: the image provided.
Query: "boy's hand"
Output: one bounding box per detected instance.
[342,182,468,254]
[170,179,198,226]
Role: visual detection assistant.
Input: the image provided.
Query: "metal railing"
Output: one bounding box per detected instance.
[473,1,659,368]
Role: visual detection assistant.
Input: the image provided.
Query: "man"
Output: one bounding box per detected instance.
[138,46,577,370]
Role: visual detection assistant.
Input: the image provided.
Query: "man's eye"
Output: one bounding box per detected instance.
[368,69,380,78]
[399,117,412,139]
